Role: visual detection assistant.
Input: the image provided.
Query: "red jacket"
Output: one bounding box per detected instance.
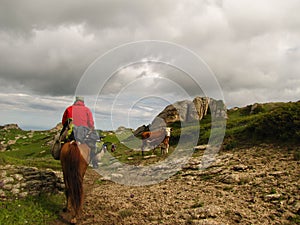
[62,101,94,129]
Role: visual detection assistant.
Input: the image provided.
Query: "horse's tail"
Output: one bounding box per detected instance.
[65,142,83,214]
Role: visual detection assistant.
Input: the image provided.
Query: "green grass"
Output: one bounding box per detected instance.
[0,129,61,170]
[0,129,65,225]
[0,194,64,225]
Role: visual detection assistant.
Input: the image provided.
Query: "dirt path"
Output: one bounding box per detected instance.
[54,146,300,225]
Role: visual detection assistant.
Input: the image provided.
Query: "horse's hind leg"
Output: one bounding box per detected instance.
[141,141,145,156]
[63,189,69,212]
[165,144,169,154]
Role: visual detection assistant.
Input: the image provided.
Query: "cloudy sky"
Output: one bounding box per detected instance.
[0,0,299,130]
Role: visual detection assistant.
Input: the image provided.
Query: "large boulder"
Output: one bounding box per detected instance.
[151,97,226,127]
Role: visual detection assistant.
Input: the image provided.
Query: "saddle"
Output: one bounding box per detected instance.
[51,121,99,160]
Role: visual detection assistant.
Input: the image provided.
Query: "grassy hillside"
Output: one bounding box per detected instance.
[0,127,61,169]
[165,101,300,150]
[224,101,300,148]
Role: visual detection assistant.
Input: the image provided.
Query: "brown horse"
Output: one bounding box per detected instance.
[141,127,172,156]
[60,141,91,224]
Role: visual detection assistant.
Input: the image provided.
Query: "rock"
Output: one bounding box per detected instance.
[2,177,14,184]
[7,140,16,145]
[150,97,227,127]
[220,174,241,184]
[100,176,111,181]
[264,194,282,202]
[11,188,20,195]
[49,123,63,133]
[143,155,156,159]
[108,162,122,169]
[194,145,207,150]
[3,184,13,191]
[0,189,6,198]
[268,171,287,177]
[0,170,7,178]
[13,183,21,189]
[19,192,28,198]
[0,124,21,130]
[0,165,64,199]
[0,143,7,152]
[232,164,248,171]
[13,174,23,181]
[190,205,221,219]
[111,173,123,179]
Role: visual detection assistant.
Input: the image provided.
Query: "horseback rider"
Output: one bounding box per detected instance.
[60,96,99,168]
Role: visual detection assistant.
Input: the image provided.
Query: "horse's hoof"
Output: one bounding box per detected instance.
[70,217,77,224]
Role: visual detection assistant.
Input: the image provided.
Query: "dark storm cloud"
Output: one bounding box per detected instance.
[0,0,299,129]
[1,0,299,103]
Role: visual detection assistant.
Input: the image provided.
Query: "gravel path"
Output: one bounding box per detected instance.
[54,146,300,225]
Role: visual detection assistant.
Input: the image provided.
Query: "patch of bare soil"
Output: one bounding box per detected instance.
[55,145,300,225]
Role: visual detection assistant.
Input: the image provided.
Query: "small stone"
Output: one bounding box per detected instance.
[11,188,20,195]
[269,171,286,177]
[13,183,21,189]
[111,173,123,179]
[232,164,248,171]
[221,174,240,184]
[19,192,28,198]
[2,177,14,184]
[13,174,23,181]
[194,145,207,150]
[3,184,13,191]
[0,171,7,178]
[192,205,221,219]
[0,189,6,198]
[264,194,281,202]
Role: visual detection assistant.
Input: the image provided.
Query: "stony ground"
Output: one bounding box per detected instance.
[55,145,300,225]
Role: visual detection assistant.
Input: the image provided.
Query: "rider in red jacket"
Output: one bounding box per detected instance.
[61,96,98,168]
[62,96,94,130]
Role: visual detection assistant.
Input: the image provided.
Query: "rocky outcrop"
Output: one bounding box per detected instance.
[50,123,63,133]
[134,97,227,134]
[151,97,227,128]
[0,165,64,200]
[0,124,21,130]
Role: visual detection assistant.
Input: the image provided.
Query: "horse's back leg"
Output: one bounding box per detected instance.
[141,140,146,156]
[62,189,71,212]
[166,143,169,154]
